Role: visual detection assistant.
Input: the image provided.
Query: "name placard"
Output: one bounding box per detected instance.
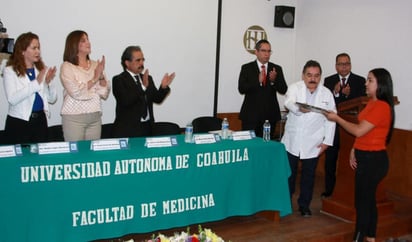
[145,136,178,148]
[37,142,78,155]
[91,138,129,151]
[232,130,256,141]
[0,144,23,158]
[193,134,219,144]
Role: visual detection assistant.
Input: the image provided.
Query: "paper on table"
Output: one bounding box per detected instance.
[193,134,217,144]
[91,138,129,151]
[208,130,233,136]
[146,137,173,148]
[232,130,254,141]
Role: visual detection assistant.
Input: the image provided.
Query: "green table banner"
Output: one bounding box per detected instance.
[0,135,291,242]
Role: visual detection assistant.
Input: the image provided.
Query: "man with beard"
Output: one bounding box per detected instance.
[112,46,175,137]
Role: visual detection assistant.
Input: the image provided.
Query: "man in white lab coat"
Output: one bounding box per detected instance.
[281,60,336,217]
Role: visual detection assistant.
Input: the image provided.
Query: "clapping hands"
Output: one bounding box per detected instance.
[37,66,57,85]
[161,72,175,89]
[95,56,107,86]
[268,67,277,82]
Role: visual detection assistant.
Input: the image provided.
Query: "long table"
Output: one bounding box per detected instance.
[0,135,291,242]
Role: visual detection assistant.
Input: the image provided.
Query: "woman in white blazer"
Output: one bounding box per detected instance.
[281,60,336,217]
[3,32,57,144]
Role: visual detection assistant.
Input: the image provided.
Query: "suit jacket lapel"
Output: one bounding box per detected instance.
[128,73,144,94]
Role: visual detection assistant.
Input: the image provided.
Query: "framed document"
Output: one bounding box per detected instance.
[296,102,329,113]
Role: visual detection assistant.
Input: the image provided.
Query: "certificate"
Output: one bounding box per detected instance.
[296,102,329,113]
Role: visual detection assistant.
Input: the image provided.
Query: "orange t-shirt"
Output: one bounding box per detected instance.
[353,100,391,151]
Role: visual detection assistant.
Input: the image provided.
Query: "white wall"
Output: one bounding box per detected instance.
[0,0,218,128]
[295,0,412,130]
[219,0,411,130]
[218,0,296,115]
[1,0,411,130]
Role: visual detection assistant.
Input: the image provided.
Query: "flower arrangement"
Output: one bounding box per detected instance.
[146,225,225,242]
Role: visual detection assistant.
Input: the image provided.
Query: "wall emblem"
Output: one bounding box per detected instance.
[243,25,267,54]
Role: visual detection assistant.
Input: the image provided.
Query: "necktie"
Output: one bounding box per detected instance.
[261,65,267,86]
[341,77,347,87]
[135,75,148,119]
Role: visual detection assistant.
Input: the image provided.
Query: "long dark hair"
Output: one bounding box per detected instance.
[63,30,89,65]
[7,32,45,77]
[369,68,395,144]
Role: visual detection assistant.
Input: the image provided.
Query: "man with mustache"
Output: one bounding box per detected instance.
[281,60,336,217]
[112,46,175,138]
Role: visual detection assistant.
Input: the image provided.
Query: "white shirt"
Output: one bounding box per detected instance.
[3,66,57,121]
[256,60,267,72]
[60,61,110,115]
[126,70,149,122]
[281,80,336,159]
[127,70,147,91]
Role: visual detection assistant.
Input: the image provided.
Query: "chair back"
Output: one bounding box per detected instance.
[101,123,114,139]
[47,125,64,142]
[152,122,181,136]
[0,130,7,145]
[192,116,222,133]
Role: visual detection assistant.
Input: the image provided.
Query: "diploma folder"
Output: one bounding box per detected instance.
[296,102,329,113]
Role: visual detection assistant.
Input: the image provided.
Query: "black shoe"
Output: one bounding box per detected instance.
[321,192,331,198]
[299,206,312,217]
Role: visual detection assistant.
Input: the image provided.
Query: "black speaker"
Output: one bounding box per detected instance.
[274,5,295,28]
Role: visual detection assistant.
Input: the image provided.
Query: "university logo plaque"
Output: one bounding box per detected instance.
[243,25,268,54]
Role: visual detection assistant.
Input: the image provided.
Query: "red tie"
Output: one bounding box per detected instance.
[261,65,267,86]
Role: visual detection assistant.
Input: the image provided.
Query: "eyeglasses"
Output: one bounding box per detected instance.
[258,49,272,54]
[336,62,351,66]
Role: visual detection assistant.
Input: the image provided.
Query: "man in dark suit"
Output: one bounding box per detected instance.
[238,39,288,138]
[112,46,175,138]
[322,53,366,198]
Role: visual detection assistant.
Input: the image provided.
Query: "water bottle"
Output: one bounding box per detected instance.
[263,120,271,141]
[184,123,193,143]
[221,118,229,140]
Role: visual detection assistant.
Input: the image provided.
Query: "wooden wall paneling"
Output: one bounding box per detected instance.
[385,128,412,198]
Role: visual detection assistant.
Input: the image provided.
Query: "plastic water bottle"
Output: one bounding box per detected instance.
[263,120,271,141]
[221,118,229,140]
[185,123,193,143]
